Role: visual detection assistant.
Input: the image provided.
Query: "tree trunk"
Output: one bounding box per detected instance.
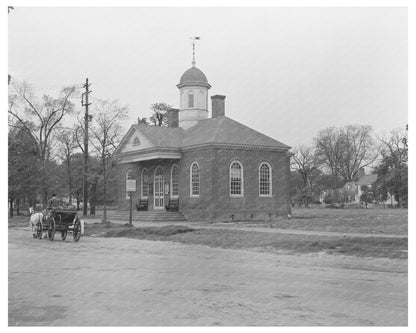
[90,181,96,216]
[16,198,20,215]
[42,158,48,205]
[9,198,14,217]
[76,195,80,211]
[67,157,72,205]
[102,180,107,223]
[102,156,107,223]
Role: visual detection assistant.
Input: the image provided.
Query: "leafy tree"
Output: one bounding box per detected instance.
[90,99,128,222]
[373,127,408,207]
[8,81,77,204]
[323,190,344,205]
[314,125,377,183]
[70,153,86,210]
[149,102,172,126]
[359,185,373,208]
[56,128,78,204]
[8,126,40,216]
[137,116,149,125]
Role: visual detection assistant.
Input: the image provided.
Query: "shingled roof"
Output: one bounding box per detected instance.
[116,116,290,157]
[132,124,184,148]
[181,116,290,149]
[356,174,378,185]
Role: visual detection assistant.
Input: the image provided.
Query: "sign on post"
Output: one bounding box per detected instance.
[126,179,136,193]
[126,178,136,225]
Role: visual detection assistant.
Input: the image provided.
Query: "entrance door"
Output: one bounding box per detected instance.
[154,167,164,209]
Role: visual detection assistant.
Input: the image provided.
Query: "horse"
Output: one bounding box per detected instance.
[29,207,47,239]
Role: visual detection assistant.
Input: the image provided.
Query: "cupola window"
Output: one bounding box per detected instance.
[188,93,194,108]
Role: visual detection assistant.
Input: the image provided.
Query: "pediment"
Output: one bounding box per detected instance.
[115,126,155,155]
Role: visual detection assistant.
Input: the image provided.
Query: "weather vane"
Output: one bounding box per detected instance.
[190,36,200,67]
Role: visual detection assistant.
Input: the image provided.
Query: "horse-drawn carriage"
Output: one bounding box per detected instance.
[35,208,83,242]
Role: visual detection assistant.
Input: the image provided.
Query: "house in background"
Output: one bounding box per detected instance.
[343,169,398,206]
[113,60,292,222]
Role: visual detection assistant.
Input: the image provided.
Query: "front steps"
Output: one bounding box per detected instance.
[104,210,188,223]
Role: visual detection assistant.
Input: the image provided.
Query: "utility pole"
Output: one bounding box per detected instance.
[82,78,92,216]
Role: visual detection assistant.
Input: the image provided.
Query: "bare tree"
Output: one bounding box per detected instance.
[8,81,77,203]
[378,128,408,168]
[73,112,86,153]
[291,145,319,207]
[291,146,318,185]
[314,125,377,184]
[90,99,128,223]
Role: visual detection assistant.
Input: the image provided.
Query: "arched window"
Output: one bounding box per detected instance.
[141,168,149,198]
[171,164,179,198]
[126,170,134,199]
[259,162,272,197]
[230,161,243,197]
[188,92,194,108]
[190,162,200,197]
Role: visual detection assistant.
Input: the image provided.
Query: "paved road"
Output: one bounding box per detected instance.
[9,228,407,326]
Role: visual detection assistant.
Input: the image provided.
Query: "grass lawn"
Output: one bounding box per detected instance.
[84,223,407,260]
[10,207,408,259]
[245,207,408,235]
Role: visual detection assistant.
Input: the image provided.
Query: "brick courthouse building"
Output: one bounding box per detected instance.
[114,62,292,222]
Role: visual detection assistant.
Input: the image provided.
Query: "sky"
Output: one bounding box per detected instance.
[8,6,408,147]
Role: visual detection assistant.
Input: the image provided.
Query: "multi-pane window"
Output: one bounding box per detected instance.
[171,165,179,197]
[230,161,243,196]
[190,162,200,196]
[154,167,164,208]
[141,168,149,198]
[188,93,194,108]
[259,163,272,196]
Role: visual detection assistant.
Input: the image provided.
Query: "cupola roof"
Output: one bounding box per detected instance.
[177,67,211,89]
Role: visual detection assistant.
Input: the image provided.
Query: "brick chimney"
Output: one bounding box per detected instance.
[167,108,179,128]
[211,95,226,118]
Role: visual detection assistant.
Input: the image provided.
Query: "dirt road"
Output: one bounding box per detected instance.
[8,228,407,326]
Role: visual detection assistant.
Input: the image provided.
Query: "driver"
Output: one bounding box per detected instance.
[48,194,59,209]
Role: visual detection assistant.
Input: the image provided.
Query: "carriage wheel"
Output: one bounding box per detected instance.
[73,222,81,242]
[48,218,56,241]
[61,230,67,241]
[36,223,43,240]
